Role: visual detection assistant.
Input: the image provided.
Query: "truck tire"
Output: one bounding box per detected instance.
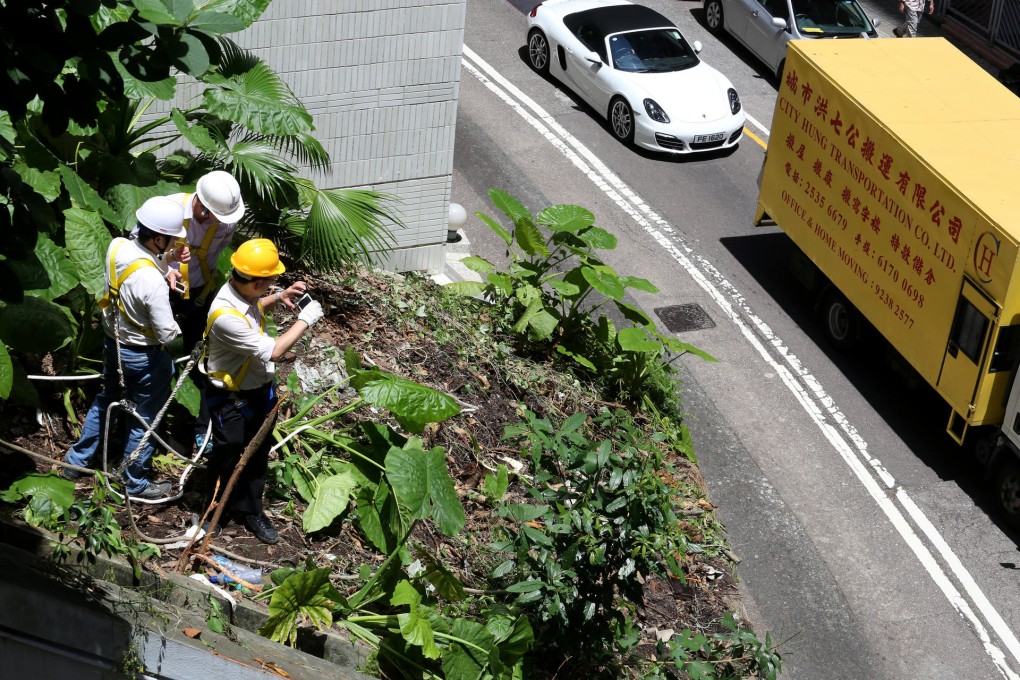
[823,291,861,350]
[993,456,1020,531]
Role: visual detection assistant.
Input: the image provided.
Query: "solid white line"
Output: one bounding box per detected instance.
[744,111,769,137]
[460,44,1020,677]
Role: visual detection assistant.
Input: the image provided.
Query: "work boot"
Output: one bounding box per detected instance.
[244,513,279,544]
[131,480,172,501]
[59,465,83,481]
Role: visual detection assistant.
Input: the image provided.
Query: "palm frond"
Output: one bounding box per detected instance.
[223,138,298,202]
[299,189,402,271]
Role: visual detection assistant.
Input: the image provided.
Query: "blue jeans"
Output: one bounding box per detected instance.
[66,338,173,494]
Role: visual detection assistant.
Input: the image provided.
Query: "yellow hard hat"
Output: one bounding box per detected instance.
[230,239,286,278]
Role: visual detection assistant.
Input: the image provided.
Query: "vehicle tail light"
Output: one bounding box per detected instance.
[529,3,542,17]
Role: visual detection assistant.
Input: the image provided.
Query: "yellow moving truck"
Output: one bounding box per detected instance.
[755,38,1020,526]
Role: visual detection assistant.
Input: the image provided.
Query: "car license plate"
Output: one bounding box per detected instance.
[694,132,725,143]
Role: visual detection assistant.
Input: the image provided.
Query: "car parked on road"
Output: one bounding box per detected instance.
[703,0,880,78]
[526,0,745,154]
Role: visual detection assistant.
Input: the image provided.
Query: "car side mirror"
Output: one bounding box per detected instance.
[585,50,602,65]
[771,16,788,29]
[872,15,881,26]
[693,40,703,53]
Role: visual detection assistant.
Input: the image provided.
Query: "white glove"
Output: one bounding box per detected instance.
[298,300,323,328]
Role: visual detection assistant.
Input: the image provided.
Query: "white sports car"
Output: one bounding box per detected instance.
[526,0,745,154]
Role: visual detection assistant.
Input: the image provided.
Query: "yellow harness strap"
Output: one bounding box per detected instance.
[202,307,265,392]
[98,241,158,339]
[178,193,220,304]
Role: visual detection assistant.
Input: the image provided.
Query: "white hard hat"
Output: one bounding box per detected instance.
[196,170,245,223]
[135,196,187,238]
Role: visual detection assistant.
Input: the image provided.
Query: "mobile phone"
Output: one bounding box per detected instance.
[296,293,313,310]
[173,280,187,294]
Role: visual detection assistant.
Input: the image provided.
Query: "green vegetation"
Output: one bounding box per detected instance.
[0,3,781,678]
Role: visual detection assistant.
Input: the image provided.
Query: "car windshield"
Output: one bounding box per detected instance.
[608,28,699,73]
[791,0,873,35]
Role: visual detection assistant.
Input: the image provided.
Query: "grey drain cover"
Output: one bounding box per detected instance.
[655,304,715,333]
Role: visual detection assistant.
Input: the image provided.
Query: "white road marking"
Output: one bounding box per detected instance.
[461,44,1020,679]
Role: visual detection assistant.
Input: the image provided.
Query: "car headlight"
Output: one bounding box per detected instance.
[728,88,741,115]
[643,99,670,124]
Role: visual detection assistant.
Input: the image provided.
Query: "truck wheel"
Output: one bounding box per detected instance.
[823,291,861,350]
[993,456,1020,531]
[704,0,724,35]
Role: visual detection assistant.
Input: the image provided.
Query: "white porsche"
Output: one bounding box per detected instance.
[526,0,745,154]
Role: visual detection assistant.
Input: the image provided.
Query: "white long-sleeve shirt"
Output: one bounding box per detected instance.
[102,237,181,346]
[203,282,276,390]
[166,192,237,291]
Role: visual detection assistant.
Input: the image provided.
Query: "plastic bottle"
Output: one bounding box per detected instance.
[209,555,262,586]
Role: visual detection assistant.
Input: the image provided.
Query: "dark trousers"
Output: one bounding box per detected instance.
[204,384,277,518]
[171,295,208,357]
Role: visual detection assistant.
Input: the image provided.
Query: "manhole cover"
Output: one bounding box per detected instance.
[655,304,715,333]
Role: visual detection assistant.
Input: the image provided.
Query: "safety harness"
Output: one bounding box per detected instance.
[98,240,158,340]
[178,193,220,305]
[201,305,266,392]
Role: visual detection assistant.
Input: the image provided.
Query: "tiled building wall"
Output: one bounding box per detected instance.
[154,0,466,273]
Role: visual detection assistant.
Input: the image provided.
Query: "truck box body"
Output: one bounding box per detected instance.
[756,39,1020,436]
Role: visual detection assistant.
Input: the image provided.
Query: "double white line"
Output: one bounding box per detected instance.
[460,43,1020,679]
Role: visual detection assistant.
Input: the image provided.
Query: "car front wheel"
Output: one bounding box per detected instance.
[705,0,724,35]
[609,98,635,145]
[528,29,550,74]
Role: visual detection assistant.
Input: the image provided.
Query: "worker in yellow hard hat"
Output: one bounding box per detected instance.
[197,238,323,543]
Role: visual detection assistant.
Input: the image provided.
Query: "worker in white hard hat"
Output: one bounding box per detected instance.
[159,170,247,352]
[62,196,187,500]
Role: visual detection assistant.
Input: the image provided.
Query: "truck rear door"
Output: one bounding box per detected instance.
[939,280,997,441]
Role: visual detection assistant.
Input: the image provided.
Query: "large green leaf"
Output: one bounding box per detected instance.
[13,162,61,203]
[528,309,559,341]
[620,275,658,293]
[0,298,77,353]
[171,109,218,154]
[170,31,212,75]
[477,212,512,246]
[9,235,78,301]
[657,333,718,363]
[302,470,358,533]
[578,226,618,250]
[537,204,595,233]
[106,181,182,232]
[216,0,272,26]
[174,375,201,417]
[189,10,246,34]
[59,166,119,224]
[514,217,548,258]
[259,568,344,647]
[352,372,460,434]
[460,256,494,274]
[442,618,494,680]
[488,188,530,226]
[0,472,75,509]
[131,0,191,25]
[386,442,465,536]
[203,63,314,135]
[617,327,661,353]
[581,265,625,301]
[64,208,112,298]
[0,343,11,400]
[391,580,439,659]
[445,280,486,297]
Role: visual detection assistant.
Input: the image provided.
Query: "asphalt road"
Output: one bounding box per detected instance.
[449,0,1020,678]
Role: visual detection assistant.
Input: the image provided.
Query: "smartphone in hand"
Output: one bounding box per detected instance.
[173,280,187,294]
[296,293,313,310]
